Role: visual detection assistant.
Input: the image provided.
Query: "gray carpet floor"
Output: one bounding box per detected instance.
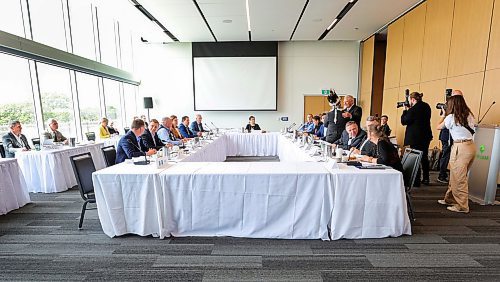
[1,158,500,280]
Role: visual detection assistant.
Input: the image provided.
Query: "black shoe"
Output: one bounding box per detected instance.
[421,179,430,185]
[437,177,448,184]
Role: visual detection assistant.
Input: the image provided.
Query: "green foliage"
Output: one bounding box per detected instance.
[41,92,73,123]
[0,102,35,125]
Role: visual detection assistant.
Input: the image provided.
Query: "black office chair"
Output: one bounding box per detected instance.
[401,148,423,222]
[123,127,130,134]
[31,138,41,146]
[0,142,5,158]
[70,152,97,229]
[101,145,116,167]
[85,132,96,141]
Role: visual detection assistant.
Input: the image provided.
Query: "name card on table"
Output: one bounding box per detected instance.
[156,156,170,169]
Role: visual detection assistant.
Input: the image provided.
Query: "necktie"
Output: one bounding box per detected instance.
[187,127,192,135]
[198,123,201,132]
[152,132,156,146]
[53,131,57,142]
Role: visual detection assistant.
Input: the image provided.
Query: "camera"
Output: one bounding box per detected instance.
[327,89,339,105]
[435,88,452,110]
[396,89,410,108]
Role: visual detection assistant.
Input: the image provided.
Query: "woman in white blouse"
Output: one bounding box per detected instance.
[436,94,476,213]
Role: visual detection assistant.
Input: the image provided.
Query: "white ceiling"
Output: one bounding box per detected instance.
[137,0,422,42]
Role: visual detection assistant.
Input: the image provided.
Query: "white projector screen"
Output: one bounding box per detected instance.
[193,57,277,111]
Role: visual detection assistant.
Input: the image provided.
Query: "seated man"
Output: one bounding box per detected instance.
[298,114,314,132]
[179,116,198,138]
[43,119,67,144]
[2,120,31,158]
[304,115,324,139]
[140,119,165,151]
[190,114,206,135]
[333,121,366,150]
[116,119,156,164]
[157,116,183,146]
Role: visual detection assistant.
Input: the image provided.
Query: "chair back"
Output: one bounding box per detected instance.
[0,142,5,158]
[124,127,130,134]
[401,148,423,191]
[70,152,96,200]
[85,132,96,141]
[101,145,116,167]
[32,138,41,146]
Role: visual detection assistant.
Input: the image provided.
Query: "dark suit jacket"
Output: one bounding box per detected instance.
[380,124,392,137]
[376,138,403,172]
[116,131,146,164]
[179,123,197,138]
[334,129,367,150]
[140,129,163,151]
[2,132,31,158]
[345,105,363,128]
[190,121,205,135]
[324,110,344,143]
[401,101,433,146]
[245,124,261,132]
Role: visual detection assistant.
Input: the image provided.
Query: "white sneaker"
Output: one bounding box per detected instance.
[437,200,452,205]
[447,205,469,213]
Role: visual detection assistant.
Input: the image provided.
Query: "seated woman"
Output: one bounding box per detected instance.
[245,116,261,132]
[99,117,111,139]
[360,125,403,172]
[108,121,119,135]
[170,115,183,140]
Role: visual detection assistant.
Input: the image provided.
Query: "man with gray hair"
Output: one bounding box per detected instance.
[2,120,31,158]
[332,121,366,150]
[157,116,183,146]
[42,118,67,144]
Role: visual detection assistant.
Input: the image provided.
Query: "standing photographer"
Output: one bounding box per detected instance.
[401,92,433,186]
[436,94,476,213]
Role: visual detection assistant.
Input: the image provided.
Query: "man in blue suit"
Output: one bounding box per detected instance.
[116,119,157,164]
[190,114,206,135]
[140,119,165,151]
[179,116,199,138]
[299,114,314,132]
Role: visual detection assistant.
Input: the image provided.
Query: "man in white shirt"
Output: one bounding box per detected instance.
[2,120,31,158]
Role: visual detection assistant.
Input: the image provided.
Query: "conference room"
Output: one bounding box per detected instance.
[1,0,499,280]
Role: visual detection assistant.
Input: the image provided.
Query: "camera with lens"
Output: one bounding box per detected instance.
[327,89,339,105]
[396,89,410,108]
[435,88,452,110]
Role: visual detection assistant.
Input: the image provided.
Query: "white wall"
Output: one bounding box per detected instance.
[134,40,359,131]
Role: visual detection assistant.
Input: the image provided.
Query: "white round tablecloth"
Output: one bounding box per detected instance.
[0,158,30,215]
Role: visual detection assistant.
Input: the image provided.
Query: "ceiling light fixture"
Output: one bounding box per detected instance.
[318,0,358,40]
[222,19,232,23]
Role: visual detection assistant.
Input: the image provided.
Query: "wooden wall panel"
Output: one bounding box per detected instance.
[480,69,500,124]
[420,0,454,82]
[359,37,375,114]
[304,96,324,121]
[384,19,405,89]
[381,88,400,138]
[400,3,427,86]
[445,72,485,118]
[448,0,494,77]
[420,79,448,148]
[486,0,500,70]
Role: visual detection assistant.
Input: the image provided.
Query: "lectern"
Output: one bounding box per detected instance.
[468,125,500,205]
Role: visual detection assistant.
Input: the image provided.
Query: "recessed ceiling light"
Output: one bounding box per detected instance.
[222,19,232,23]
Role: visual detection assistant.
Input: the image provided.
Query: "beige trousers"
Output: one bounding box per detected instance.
[443,141,476,211]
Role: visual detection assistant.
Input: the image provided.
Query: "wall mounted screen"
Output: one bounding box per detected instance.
[192,42,277,111]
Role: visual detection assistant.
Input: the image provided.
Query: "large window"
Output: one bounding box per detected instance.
[28,0,68,51]
[0,0,25,37]
[0,53,37,139]
[103,79,123,132]
[37,63,76,138]
[96,12,118,67]
[68,0,97,60]
[123,83,138,125]
[75,72,101,138]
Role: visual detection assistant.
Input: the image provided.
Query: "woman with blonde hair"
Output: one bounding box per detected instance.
[436,95,476,213]
[170,115,183,139]
[99,117,111,139]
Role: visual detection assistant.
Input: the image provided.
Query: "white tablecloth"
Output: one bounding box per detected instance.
[17,143,106,193]
[328,165,412,239]
[160,162,333,239]
[0,159,30,215]
[93,133,411,240]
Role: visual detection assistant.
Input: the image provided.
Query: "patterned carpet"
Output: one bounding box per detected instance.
[1,167,499,281]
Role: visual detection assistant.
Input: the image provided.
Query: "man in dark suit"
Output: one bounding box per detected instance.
[2,120,31,158]
[42,118,68,145]
[190,114,206,135]
[179,116,198,138]
[401,91,433,185]
[324,95,363,143]
[116,119,156,164]
[140,119,165,151]
[333,121,367,150]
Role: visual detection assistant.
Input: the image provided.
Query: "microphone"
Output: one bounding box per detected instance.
[295,123,304,131]
[204,123,213,131]
[478,101,496,124]
[286,122,296,132]
[210,122,218,130]
[126,139,149,165]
